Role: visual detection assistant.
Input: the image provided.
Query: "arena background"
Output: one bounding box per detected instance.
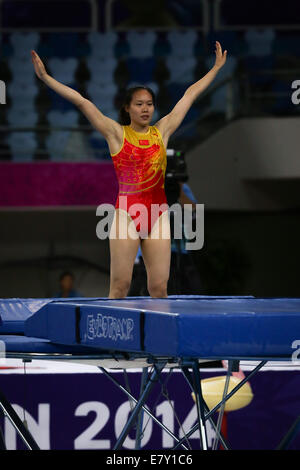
[0,0,300,299]
[1,0,300,451]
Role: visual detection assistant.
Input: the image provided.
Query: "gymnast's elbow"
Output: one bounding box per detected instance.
[183,87,198,104]
[77,99,105,125]
[77,97,92,111]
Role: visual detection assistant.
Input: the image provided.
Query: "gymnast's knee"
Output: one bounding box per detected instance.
[148,279,168,298]
[109,278,131,299]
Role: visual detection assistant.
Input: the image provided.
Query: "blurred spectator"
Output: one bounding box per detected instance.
[53,271,83,298]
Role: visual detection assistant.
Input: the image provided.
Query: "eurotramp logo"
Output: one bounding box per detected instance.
[0,80,6,104]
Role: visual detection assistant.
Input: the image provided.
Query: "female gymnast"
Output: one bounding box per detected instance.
[31,41,227,299]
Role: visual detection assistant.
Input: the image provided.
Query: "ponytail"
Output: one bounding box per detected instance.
[118,104,131,125]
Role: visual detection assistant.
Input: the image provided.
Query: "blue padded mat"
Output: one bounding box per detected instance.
[0,295,254,334]
[15,296,300,360]
[0,334,101,354]
[3,295,298,360]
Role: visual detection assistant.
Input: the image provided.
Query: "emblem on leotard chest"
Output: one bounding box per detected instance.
[139,140,149,145]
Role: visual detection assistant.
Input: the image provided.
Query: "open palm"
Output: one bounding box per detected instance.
[215,41,227,69]
[31,50,47,80]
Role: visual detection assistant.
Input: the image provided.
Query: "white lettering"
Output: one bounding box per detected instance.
[74,402,110,449]
[86,314,134,342]
[4,404,50,450]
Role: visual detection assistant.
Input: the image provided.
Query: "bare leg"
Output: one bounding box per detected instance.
[141,210,171,298]
[108,209,140,298]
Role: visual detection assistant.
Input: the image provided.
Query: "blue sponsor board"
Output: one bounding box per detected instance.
[1,368,300,450]
[79,305,142,352]
[24,302,143,353]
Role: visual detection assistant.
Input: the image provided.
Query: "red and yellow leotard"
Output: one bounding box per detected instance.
[111,125,168,237]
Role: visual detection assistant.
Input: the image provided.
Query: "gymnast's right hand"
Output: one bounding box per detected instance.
[31,50,48,80]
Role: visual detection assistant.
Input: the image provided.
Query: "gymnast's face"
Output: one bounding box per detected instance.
[126,90,154,127]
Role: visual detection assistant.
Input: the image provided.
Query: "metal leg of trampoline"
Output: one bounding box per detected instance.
[102,363,166,450]
[0,408,5,450]
[135,367,148,450]
[0,421,6,450]
[174,360,267,450]
[0,429,5,450]
[212,360,233,450]
[0,388,39,450]
[181,366,230,450]
[191,360,208,450]
[205,360,267,421]
[99,365,188,450]
[277,416,300,450]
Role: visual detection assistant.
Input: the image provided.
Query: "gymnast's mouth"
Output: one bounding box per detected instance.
[141,115,149,118]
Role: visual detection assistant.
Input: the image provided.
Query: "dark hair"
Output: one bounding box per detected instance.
[59,271,74,282]
[118,86,156,125]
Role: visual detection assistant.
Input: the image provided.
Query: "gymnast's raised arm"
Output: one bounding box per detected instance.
[155,41,227,142]
[30,50,122,141]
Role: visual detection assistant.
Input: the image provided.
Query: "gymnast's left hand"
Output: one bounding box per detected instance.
[214,41,227,69]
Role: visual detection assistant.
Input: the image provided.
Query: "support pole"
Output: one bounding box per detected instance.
[0,389,39,450]
[191,360,208,450]
[135,367,148,450]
